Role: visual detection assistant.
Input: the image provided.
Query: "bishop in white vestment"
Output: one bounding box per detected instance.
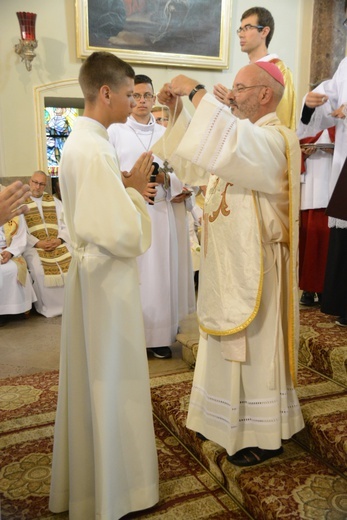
[154,63,304,464]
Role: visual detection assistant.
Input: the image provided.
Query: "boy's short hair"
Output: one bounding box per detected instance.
[135,74,154,91]
[241,7,274,48]
[79,52,135,103]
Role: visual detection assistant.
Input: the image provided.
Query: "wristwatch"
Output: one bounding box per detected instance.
[189,84,206,102]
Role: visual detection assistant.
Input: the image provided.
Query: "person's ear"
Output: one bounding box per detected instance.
[259,86,272,105]
[100,85,111,103]
[261,26,270,40]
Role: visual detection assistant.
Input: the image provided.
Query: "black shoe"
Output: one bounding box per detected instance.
[335,317,347,327]
[0,315,9,327]
[148,347,172,359]
[227,446,283,467]
[300,291,315,306]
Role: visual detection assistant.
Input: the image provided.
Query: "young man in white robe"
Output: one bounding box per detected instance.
[23,171,71,318]
[108,74,195,360]
[154,61,304,467]
[49,52,159,519]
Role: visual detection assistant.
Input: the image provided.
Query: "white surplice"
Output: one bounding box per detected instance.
[0,215,36,315]
[153,94,304,456]
[299,129,334,210]
[108,114,195,348]
[49,117,158,519]
[297,57,347,228]
[23,196,70,317]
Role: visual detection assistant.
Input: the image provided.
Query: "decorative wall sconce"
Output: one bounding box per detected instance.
[15,12,38,72]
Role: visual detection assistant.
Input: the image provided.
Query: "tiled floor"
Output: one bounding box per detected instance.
[0,311,189,380]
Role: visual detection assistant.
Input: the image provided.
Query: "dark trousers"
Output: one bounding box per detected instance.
[321,227,347,318]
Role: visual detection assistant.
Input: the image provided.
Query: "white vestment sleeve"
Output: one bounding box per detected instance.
[154,94,288,194]
[167,172,184,199]
[297,85,336,139]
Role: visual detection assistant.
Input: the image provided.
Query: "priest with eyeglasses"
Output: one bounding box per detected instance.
[154,61,305,467]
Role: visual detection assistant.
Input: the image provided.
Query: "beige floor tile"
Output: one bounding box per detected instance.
[0,312,190,379]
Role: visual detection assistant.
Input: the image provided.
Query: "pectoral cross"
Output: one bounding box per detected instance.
[159,160,174,175]
[159,160,174,190]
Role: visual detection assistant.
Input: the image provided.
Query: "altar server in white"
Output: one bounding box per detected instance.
[108,74,195,360]
[49,51,158,519]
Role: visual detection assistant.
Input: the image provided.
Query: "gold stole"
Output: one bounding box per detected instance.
[277,127,300,386]
[271,58,297,131]
[3,217,27,286]
[24,194,71,287]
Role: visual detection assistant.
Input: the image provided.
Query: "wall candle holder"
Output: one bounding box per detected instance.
[15,12,38,71]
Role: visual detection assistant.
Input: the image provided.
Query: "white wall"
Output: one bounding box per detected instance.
[0,0,313,179]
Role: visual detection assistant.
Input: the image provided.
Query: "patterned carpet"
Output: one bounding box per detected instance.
[0,371,249,520]
[299,307,347,386]
[1,307,347,519]
[150,370,347,519]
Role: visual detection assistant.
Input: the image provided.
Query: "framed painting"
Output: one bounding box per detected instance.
[75,0,232,69]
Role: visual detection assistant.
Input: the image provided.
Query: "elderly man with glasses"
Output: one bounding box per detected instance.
[154,61,304,467]
[214,6,296,130]
[23,170,71,317]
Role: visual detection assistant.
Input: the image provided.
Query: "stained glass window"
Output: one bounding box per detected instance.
[45,107,79,176]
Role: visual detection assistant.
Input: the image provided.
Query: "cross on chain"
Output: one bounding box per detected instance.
[159,160,174,175]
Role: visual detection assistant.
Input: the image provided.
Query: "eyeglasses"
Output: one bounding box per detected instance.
[230,84,268,95]
[236,24,264,34]
[30,180,46,187]
[155,117,169,123]
[133,93,154,101]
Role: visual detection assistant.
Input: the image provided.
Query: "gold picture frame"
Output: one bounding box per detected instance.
[76,0,232,70]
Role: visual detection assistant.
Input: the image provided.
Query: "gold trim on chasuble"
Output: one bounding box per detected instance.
[3,217,28,286]
[199,129,298,385]
[199,179,264,337]
[24,194,71,286]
